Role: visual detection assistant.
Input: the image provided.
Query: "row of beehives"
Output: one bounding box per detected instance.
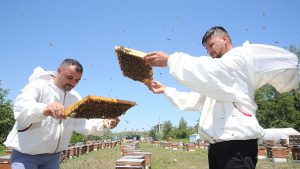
[115,141,152,169]
[60,140,121,162]
[258,144,300,163]
[0,140,121,169]
[151,141,209,151]
[264,136,300,146]
[151,140,300,163]
[259,135,300,162]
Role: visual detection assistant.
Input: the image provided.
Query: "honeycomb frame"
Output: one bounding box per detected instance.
[64,95,136,119]
[115,46,153,84]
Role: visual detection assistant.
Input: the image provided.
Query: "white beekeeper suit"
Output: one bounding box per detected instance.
[4,67,106,154]
[164,42,299,143]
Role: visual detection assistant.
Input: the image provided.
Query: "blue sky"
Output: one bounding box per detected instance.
[0,0,299,132]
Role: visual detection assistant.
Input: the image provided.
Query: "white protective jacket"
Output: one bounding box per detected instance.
[4,67,106,154]
[164,42,299,143]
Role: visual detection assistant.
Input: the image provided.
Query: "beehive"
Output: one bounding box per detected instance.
[0,155,11,169]
[292,145,300,161]
[64,95,136,119]
[115,46,153,84]
[289,135,300,145]
[115,158,145,168]
[258,146,266,159]
[185,143,196,151]
[267,146,289,158]
[132,152,152,168]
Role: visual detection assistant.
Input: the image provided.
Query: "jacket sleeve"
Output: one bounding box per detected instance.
[168,52,241,102]
[74,119,105,136]
[13,80,48,127]
[164,87,205,111]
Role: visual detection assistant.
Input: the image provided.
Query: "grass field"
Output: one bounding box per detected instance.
[60,143,300,169]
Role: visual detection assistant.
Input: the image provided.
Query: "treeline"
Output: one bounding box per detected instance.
[255,83,300,131]
[148,117,197,141]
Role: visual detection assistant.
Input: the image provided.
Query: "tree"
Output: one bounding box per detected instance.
[162,120,174,140]
[0,82,14,144]
[100,129,114,140]
[70,132,85,144]
[255,83,300,131]
[175,117,189,139]
[149,129,158,141]
[70,129,115,144]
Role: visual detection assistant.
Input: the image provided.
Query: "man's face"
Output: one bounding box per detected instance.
[205,35,229,58]
[56,65,82,91]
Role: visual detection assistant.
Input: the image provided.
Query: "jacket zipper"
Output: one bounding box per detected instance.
[54,91,66,153]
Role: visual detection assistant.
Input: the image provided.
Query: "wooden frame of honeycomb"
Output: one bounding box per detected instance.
[115,46,153,84]
[64,95,136,119]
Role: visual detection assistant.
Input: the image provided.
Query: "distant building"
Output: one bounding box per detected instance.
[189,134,201,143]
[262,128,300,144]
[151,124,162,132]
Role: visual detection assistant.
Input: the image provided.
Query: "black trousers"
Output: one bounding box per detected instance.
[208,139,258,169]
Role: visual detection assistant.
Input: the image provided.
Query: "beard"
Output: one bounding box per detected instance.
[63,84,74,91]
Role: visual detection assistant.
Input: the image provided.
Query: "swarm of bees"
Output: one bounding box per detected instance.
[64,95,136,119]
[115,46,153,84]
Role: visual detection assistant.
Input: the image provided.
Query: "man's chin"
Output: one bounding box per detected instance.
[212,54,221,58]
[63,86,73,91]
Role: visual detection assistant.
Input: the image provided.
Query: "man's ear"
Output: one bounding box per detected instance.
[223,35,229,42]
[223,36,232,47]
[57,67,62,74]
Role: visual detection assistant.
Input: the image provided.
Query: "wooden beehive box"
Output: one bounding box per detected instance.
[289,135,300,145]
[0,155,11,169]
[184,143,196,151]
[116,158,145,167]
[258,146,266,156]
[291,145,300,161]
[132,152,152,167]
[64,95,136,119]
[267,146,289,158]
[115,46,153,84]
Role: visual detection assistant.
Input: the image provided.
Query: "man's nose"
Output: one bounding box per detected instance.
[207,48,213,56]
[70,80,78,86]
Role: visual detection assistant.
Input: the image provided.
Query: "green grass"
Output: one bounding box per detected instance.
[0,145,6,156]
[37,143,300,169]
[60,146,122,169]
[139,143,206,169]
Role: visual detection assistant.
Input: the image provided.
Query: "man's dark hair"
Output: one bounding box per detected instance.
[202,26,232,46]
[60,59,83,73]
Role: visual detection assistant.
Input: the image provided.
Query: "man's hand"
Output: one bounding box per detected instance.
[103,118,120,129]
[144,51,169,67]
[145,80,166,94]
[43,102,66,119]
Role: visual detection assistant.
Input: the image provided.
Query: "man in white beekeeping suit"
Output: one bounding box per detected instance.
[5,58,120,169]
[144,26,299,169]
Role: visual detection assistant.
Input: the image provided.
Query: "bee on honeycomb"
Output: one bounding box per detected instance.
[64,96,136,119]
[115,46,153,84]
